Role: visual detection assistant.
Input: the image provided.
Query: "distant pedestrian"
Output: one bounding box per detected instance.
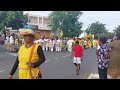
[15,37,19,45]
[67,38,73,52]
[71,40,83,75]
[9,35,14,44]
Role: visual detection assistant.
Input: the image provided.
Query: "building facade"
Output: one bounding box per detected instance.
[28,14,51,37]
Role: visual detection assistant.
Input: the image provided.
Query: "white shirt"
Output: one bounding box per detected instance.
[84,40,87,45]
[34,40,39,44]
[97,45,100,50]
[38,39,44,45]
[44,39,48,42]
[67,39,73,46]
[9,36,14,44]
[57,39,62,43]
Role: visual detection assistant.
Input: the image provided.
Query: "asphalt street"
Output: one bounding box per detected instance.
[0,45,98,79]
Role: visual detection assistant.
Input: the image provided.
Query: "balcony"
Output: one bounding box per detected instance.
[38,24,50,30]
[28,23,38,26]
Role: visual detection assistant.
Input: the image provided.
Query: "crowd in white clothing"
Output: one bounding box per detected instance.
[34,37,63,52]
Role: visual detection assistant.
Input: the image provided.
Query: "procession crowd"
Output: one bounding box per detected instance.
[3,33,99,52]
[33,36,99,52]
[2,30,120,79]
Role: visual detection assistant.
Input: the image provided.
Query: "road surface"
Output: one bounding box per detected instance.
[0,45,98,79]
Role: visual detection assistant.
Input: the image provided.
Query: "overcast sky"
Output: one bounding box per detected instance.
[24,11,120,32]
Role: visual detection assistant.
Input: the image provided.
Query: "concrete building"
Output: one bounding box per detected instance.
[28,14,51,37]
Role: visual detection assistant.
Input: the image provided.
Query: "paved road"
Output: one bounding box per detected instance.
[0,45,98,79]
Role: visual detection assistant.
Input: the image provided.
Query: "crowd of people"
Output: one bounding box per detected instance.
[1,31,100,53]
[8,29,97,79]
[5,34,20,52]
[32,36,99,52]
[0,29,119,79]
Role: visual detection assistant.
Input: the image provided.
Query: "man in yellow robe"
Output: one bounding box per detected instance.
[8,29,46,79]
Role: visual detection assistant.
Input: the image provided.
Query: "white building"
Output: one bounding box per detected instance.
[28,14,51,37]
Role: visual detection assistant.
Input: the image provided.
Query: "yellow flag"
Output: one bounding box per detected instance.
[92,34,94,39]
[60,30,63,37]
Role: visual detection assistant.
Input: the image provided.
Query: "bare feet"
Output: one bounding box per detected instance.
[76,68,79,75]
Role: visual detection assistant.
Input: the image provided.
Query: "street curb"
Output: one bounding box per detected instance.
[87,73,112,79]
[87,73,94,79]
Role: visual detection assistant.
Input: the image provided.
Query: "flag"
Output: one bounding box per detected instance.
[92,34,94,39]
[60,30,63,37]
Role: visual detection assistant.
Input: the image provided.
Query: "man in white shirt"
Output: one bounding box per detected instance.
[44,37,49,51]
[9,35,14,44]
[67,38,73,52]
[49,38,55,51]
[56,38,62,52]
[9,35,14,52]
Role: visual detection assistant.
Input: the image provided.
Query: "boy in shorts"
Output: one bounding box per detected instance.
[71,40,83,75]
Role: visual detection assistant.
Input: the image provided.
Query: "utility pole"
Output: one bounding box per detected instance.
[28,11,29,29]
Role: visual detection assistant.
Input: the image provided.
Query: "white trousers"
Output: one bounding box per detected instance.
[68,45,72,52]
[55,45,62,52]
[42,45,45,51]
[45,44,49,51]
[50,44,54,51]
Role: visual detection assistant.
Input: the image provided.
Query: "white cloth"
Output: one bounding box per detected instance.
[6,36,10,43]
[56,39,62,51]
[73,57,81,64]
[44,39,49,51]
[34,40,39,44]
[67,39,73,46]
[44,39,48,42]
[67,39,73,52]
[49,40,55,51]
[9,36,14,44]
[84,40,87,45]
[97,45,100,50]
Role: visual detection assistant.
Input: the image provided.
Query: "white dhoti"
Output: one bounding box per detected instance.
[50,44,54,51]
[68,45,72,52]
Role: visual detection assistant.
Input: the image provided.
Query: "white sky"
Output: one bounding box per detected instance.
[24,11,120,32]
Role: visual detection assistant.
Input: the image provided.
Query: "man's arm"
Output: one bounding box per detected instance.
[9,57,19,76]
[33,45,46,68]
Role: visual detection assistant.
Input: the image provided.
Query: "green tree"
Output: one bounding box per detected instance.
[103,31,114,39]
[113,25,120,34]
[48,11,83,37]
[85,21,107,39]
[0,11,27,32]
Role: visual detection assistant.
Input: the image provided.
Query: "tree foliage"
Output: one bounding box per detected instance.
[85,21,107,39]
[113,25,120,34]
[103,31,114,39]
[0,11,27,32]
[48,11,83,37]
